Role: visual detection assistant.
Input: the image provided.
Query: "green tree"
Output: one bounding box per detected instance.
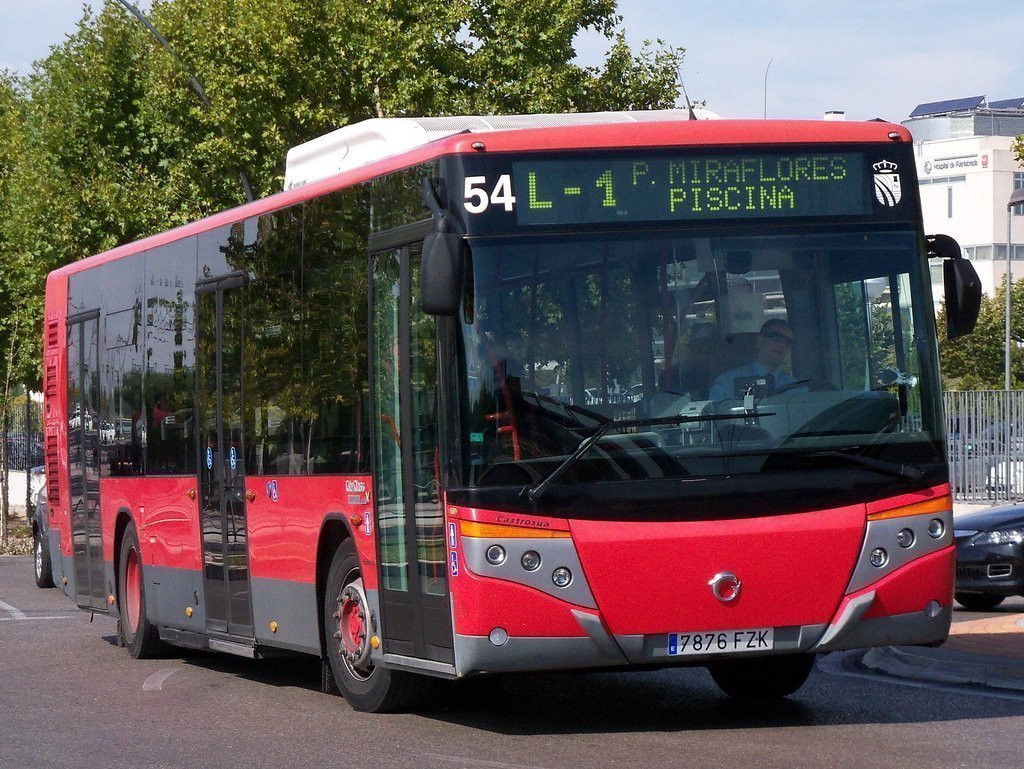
[0,0,686,463]
[0,71,28,545]
[938,277,1024,390]
[135,0,685,212]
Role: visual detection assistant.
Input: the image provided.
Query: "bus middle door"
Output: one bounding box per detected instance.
[195,273,254,639]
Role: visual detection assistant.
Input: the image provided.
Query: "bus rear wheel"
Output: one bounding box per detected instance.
[708,654,815,700]
[34,528,54,588]
[118,522,165,659]
[323,540,429,712]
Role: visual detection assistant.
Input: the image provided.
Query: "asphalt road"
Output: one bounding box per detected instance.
[2,554,1022,769]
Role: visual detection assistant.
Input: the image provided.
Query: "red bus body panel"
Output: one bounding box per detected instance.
[569,504,866,635]
[102,477,202,569]
[860,547,955,620]
[244,475,376,587]
[43,273,71,561]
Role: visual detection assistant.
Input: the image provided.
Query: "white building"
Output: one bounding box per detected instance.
[901,96,1024,307]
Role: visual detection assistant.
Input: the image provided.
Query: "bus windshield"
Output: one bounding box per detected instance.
[455,226,943,499]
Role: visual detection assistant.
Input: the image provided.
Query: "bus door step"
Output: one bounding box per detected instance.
[158,627,258,659]
[159,627,210,651]
[208,637,258,658]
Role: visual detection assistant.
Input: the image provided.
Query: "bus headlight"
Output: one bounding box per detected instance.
[551,567,572,588]
[896,528,915,548]
[521,550,541,571]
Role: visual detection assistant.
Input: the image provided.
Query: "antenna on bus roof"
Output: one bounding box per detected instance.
[113,0,254,203]
[678,75,698,121]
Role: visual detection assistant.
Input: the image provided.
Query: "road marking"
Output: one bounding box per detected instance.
[0,615,74,622]
[0,599,27,620]
[417,755,550,769]
[143,668,180,692]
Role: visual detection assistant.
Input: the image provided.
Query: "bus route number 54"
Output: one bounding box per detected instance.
[464,175,516,214]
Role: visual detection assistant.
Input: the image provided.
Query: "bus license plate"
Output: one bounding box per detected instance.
[667,628,774,656]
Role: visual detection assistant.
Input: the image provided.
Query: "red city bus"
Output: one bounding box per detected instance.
[38,111,981,711]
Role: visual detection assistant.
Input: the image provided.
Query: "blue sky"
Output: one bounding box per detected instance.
[3,1,1023,122]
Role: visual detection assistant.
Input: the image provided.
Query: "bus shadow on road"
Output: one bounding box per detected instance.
[100,641,1024,733]
[417,663,1024,735]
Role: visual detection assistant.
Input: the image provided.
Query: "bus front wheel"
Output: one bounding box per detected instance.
[708,653,814,700]
[323,540,429,712]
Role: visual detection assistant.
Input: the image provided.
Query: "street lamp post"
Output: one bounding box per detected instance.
[1006,187,1024,391]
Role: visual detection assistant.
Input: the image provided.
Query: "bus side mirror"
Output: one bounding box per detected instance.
[421,224,463,316]
[420,176,464,315]
[930,234,981,340]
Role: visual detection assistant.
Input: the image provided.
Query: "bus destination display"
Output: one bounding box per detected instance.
[511,152,868,226]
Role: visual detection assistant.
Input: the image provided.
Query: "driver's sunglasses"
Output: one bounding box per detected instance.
[762,331,794,347]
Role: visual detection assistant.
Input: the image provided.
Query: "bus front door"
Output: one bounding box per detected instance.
[67,310,104,610]
[369,231,455,668]
[195,274,253,638]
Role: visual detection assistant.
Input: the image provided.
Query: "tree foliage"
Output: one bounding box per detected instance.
[937,277,1024,390]
[0,0,686,393]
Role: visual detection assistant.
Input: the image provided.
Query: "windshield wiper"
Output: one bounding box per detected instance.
[786,449,925,480]
[526,412,774,502]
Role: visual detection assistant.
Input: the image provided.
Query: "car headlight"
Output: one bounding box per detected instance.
[970,529,1024,546]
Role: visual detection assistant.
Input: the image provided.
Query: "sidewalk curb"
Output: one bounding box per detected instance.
[862,645,1024,692]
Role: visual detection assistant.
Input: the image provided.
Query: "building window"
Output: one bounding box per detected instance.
[1015,172,1024,215]
[947,186,954,218]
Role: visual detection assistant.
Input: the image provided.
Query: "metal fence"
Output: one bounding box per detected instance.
[0,396,45,517]
[945,390,1024,503]
[3,398,44,471]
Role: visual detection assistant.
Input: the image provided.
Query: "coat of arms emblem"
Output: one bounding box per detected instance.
[873,160,902,206]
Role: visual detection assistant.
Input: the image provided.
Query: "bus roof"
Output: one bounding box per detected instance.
[283,109,722,188]
[49,117,910,280]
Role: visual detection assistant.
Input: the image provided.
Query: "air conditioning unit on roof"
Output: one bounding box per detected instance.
[283,108,719,189]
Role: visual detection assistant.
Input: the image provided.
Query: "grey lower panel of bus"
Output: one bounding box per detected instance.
[455,633,628,674]
[53,533,113,613]
[812,604,952,652]
[250,576,320,654]
[144,566,322,654]
[146,564,207,629]
[55,544,113,614]
[617,623,828,665]
[454,608,627,674]
[48,530,70,596]
[58,552,74,599]
[452,593,951,675]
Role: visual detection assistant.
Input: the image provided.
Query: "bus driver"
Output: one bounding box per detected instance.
[708,318,797,401]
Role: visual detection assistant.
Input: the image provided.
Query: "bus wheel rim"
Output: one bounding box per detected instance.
[335,576,372,680]
[125,547,142,634]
